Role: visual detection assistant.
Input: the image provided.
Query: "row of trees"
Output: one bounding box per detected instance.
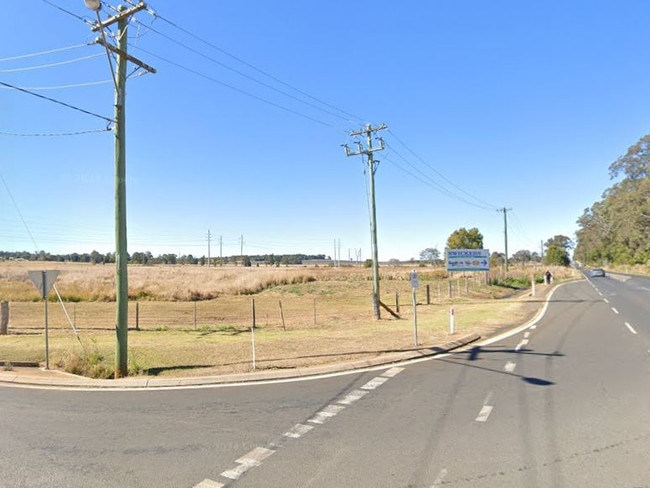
[0,250,327,266]
[419,228,573,267]
[574,134,650,266]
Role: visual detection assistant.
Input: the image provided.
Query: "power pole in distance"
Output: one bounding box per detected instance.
[344,123,388,320]
[498,207,512,272]
[86,0,155,378]
[207,229,211,266]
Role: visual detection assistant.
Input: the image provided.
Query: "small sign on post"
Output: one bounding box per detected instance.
[28,270,59,370]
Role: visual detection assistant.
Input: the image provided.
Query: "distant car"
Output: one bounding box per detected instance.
[590,268,606,277]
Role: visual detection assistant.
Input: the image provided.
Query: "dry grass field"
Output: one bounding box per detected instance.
[0,261,579,378]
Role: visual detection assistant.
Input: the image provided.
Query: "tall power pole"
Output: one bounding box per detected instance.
[87,1,155,378]
[344,123,387,320]
[498,207,512,272]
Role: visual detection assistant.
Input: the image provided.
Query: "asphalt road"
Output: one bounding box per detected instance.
[2,273,650,488]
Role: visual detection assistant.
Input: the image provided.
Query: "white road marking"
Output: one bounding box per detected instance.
[515,339,529,351]
[524,332,530,339]
[475,405,494,422]
[221,447,275,480]
[338,389,369,405]
[504,361,516,373]
[194,479,224,488]
[604,298,609,303]
[361,376,389,390]
[625,322,638,335]
[483,391,493,405]
[612,307,619,314]
[382,366,405,377]
[308,404,346,424]
[530,324,537,330]
[284,423,314,438]
[430,468,448,487]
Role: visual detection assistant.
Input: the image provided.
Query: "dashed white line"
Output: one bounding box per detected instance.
[515,339,529,351]
[382,366,405,377]
[612,307,619,314]
[221,447,276,480]
[625,322,638,335]
[475,405,494,422]
[524,332,530,339]
[284,423,314,438]
[194,479,224,488]
[603,298,609,303]
[504,361,516,373]
[361,376,389,390]
[338,389,369,405]
[308,404,346,424]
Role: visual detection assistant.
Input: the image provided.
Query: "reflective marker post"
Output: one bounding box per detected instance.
[410,271,419,346]
[450,307,455,335]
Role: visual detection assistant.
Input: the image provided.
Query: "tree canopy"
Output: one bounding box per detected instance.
[575,133,650,266]
[446,227,484,250]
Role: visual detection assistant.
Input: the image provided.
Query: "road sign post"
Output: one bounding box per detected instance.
[28,270,59,370]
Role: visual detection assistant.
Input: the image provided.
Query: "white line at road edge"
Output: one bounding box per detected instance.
[476,281,568,347]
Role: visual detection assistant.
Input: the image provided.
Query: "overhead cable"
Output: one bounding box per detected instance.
[0,53,103,73]
[146,6,364,124]
[131,46,335,128]
[0,80,114,124]
[0,43,87,62]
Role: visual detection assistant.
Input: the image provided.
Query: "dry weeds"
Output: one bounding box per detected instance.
[0,261,579,378]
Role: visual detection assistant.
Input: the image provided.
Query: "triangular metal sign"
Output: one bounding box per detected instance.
[28,270,60,299]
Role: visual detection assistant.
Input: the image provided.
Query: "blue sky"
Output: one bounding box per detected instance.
[1,1,649,262]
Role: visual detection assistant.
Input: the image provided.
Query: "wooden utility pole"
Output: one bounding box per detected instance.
[498,207,512,272]
[88,1,155,378]
[344,123,387,320]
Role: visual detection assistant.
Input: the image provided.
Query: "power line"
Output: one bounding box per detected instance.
[0,43,88,62]
[40,0,93,24]
[0,128,110,137]
[147,6,364,124]
[0,80,112,91]
[0,53,103,73]
[0,80,114,125]
[132,19,354,124]
[131,45,335,128]
[387,128,497,210]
